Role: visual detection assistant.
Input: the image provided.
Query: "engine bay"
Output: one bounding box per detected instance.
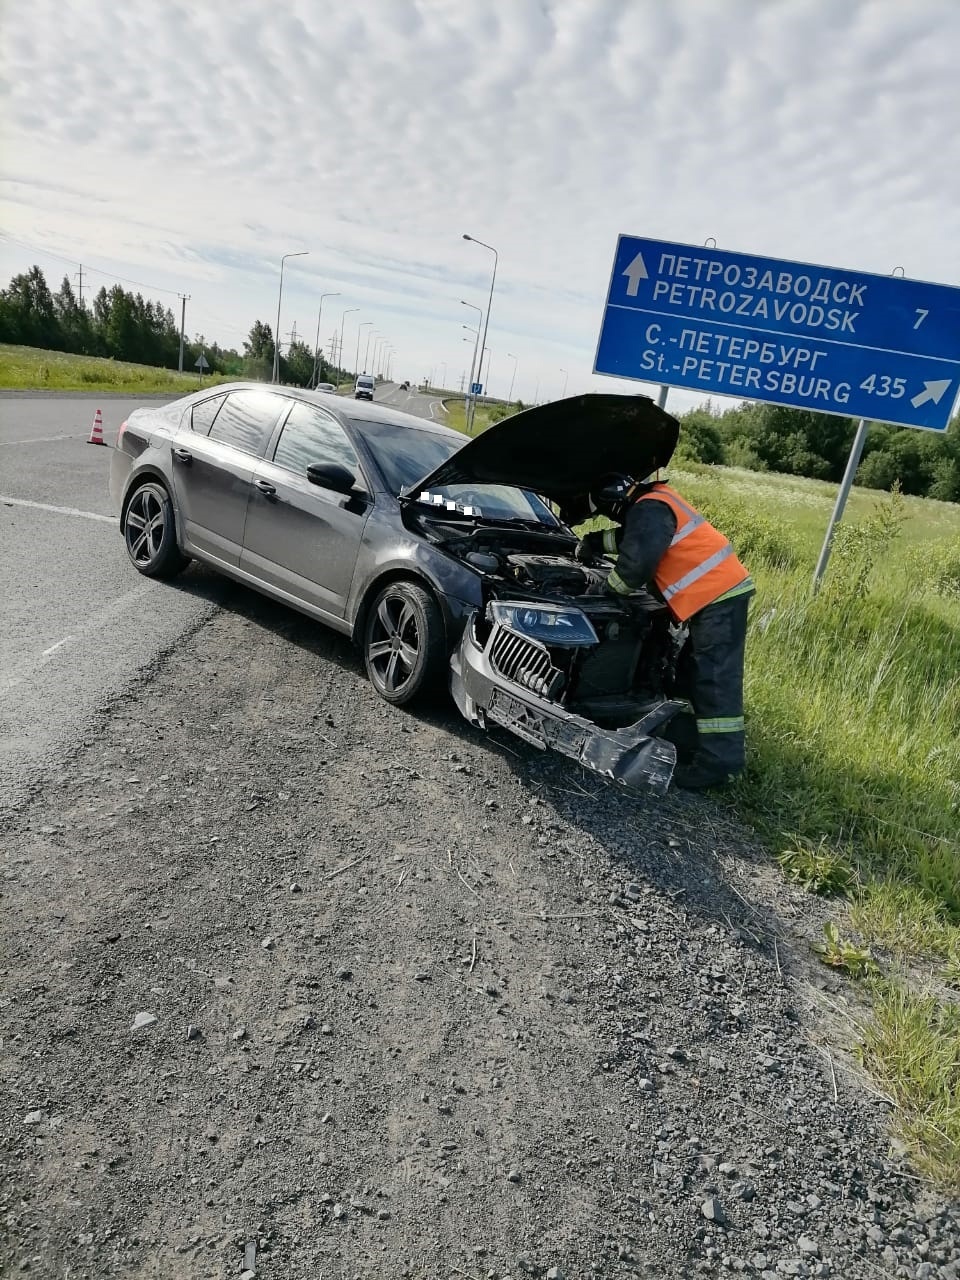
[427,526,679,728]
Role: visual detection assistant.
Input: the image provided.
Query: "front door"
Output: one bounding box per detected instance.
[240,400,370,618]
[170,389,289,566]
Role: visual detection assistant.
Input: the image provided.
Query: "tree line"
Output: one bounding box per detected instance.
[0,265,339,386]
[675,399,959,503]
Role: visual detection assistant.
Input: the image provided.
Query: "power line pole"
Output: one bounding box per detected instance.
[74,264,85,307]
[178,294,190,374]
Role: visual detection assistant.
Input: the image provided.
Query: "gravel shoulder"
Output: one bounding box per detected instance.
[2,581,957,1280]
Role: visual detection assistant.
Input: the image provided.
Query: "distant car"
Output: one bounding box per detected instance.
[399,381,410,391]
[315,382,336,393]
[355,374,375,401]
[109,384,686,794]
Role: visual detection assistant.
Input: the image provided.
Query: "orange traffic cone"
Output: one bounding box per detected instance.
[87,408,107,446]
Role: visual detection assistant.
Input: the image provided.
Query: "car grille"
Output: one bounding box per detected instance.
[489,626,563,700]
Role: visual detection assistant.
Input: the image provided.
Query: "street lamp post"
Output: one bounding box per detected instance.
[273,251,309,383]
[460,299,483,433]
[312,291,340,387]
[462,234,498,432]
[355,321,372,376]
[363,327,377,372]
[507,352,518,402]
[481,347,492,401]
[338,307,358,379]
[560,367,568,400]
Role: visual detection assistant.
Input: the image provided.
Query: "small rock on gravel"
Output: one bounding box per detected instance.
[131,1012,157,1030]
[702,1197,727,1224]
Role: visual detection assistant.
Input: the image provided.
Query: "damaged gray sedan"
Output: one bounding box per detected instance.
[111,384,688,794]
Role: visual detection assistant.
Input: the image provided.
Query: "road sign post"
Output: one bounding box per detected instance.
[195,352,209,385]
[595,235,960,586]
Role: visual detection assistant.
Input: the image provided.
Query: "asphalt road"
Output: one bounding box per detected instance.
[0,382,438,809]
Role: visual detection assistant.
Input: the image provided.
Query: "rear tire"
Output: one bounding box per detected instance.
[122,481,190,579]
[363,581,446,706]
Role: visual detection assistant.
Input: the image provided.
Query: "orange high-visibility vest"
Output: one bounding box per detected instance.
[635,484,750,622]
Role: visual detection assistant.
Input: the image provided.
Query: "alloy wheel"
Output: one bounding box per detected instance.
[367,593,422,696]
[125,486,167,568]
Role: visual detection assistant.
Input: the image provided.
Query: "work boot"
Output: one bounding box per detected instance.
[671,760,733,790]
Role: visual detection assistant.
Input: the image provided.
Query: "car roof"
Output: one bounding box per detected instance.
[179,381,463,444]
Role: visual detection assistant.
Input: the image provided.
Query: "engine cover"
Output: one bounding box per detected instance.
[504,553,590,595]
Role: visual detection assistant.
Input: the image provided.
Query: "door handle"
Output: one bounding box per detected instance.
[256,480,277,498]
[173,448,192,464]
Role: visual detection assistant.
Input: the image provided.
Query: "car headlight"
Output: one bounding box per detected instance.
[487,600,599,647]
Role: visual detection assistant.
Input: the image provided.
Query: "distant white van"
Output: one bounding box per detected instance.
[354,374,375,401]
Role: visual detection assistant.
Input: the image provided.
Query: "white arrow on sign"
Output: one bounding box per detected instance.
[622,251,648,297]
[910,378,951,408]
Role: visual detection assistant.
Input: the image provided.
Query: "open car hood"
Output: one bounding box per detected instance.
[405,393,680,524]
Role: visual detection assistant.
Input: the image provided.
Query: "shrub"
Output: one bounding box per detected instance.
[907,535,960,598]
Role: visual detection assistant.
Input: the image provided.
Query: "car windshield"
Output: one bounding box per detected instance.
[357,419,560,525]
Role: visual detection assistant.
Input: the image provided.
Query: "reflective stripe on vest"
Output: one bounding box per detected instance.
[670,515,704,546]
[635,483,749,622]
[662,544,735,601]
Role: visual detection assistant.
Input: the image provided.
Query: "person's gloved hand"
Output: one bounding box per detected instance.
[574,531,605,563]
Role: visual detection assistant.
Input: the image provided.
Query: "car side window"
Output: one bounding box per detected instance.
[272,402,360,478]
[191,394,226,435]
[207,390,286,456]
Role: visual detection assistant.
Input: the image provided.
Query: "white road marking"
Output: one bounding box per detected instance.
[41,636,74,658]
[0,433,83,446]
[0,581,155,697]
[0,495,115,524]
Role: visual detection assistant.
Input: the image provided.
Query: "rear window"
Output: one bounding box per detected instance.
[357,377,375,388]
[207,390,287,456]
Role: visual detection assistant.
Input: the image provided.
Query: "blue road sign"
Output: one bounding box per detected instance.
[594,236,960,431]
[471,382,483,395]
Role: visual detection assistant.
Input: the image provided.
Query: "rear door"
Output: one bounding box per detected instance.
[170,389,288,566]
[240,400,371,618]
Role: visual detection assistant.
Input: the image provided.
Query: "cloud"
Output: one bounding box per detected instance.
[1,0,959,403]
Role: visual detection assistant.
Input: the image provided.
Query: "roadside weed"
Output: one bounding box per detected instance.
[812,921,878,977]
[777,836,855,896]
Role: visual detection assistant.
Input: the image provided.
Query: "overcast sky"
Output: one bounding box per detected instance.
[2,0,958,408]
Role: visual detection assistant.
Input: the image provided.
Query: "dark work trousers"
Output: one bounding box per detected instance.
[671,593,752,776]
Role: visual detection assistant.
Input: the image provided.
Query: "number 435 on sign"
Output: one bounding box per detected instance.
[860,374,905,398]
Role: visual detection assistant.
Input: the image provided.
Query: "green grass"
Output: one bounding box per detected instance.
[860,980,960,1181]
[657,462,960,1189]
[0,343,232,393]
[442,398,506,436]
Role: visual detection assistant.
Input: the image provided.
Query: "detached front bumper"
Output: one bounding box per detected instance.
[450,614,683,796]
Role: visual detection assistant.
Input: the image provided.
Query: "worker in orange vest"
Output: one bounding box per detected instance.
[577,473,754,789]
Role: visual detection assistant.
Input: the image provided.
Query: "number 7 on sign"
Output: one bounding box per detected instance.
[914,309,929,329]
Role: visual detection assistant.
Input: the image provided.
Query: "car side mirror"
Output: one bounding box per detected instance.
[306,462,356,494]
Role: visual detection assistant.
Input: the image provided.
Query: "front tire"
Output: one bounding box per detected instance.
[122,481,190,579]
[363,581,446,706]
